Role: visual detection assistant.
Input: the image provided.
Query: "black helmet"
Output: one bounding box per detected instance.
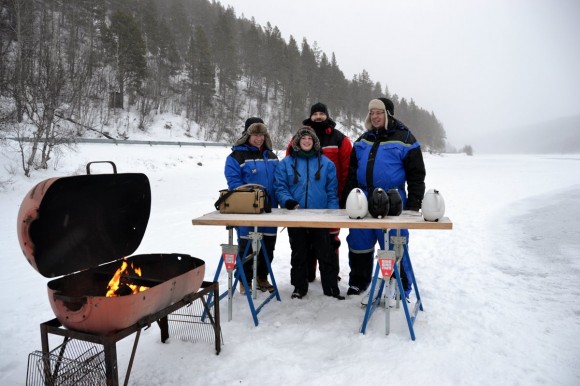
[368,188,390,218]
[387,189,402,216]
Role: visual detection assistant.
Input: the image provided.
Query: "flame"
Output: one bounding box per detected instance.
[105,258,149,297]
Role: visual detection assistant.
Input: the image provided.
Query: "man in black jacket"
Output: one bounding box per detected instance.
[343,98,426,298]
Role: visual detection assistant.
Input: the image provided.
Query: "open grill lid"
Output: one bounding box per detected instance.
[17,161,151,278]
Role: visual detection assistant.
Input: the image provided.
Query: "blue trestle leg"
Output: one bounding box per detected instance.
[359,229,423,340]
[205,227,280,326]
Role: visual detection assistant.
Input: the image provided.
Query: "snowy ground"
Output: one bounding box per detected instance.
[1,141,579,385]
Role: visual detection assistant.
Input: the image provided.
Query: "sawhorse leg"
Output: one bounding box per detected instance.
[205,227,240,322]
[208,227,281,326]
[359,229,423,340]
[360,265,386,334]
[242,228,281,325]
[402,243,424,313]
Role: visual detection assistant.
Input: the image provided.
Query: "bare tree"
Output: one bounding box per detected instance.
[11,2,84,176]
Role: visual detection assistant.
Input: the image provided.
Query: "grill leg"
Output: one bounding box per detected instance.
[39,322,51,385]
[102,338,119,386]
[123,329,142,386]
[158,316,169,343]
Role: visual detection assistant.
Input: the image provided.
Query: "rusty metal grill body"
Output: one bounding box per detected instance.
[46,253,206,334]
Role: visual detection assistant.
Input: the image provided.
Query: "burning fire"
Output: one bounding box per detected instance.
[106,258,149,297]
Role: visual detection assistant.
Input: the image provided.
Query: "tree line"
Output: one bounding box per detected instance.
[0,0,447,176]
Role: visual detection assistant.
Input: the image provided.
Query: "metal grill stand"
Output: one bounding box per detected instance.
[37,281,221,386]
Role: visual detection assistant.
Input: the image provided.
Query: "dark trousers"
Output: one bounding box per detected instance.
[238,235,276,281]
[308,232,341,280]
[289,228,339,295]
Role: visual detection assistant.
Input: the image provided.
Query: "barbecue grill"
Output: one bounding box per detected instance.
[17,161,220,385]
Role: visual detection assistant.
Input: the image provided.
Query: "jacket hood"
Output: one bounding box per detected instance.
[292,126,321,152]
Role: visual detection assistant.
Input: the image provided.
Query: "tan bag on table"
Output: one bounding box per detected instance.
[214,184,272,214]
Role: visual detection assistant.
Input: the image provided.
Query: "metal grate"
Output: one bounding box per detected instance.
[167,295,223,344]
[26,340,106,386]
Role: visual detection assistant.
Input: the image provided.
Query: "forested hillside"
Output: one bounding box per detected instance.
[0,0,447,176]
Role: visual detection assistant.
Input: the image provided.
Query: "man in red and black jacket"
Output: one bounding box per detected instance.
[286,102,353,282]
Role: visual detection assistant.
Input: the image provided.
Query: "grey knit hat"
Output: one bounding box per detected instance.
[292,126,321,152]
[234,122,273,149]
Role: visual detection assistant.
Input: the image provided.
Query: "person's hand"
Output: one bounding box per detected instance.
[285,200,299,210]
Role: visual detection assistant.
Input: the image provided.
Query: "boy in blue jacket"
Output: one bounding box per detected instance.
[274,127,344,300]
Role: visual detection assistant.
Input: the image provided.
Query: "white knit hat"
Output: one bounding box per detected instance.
[364,99,388,130]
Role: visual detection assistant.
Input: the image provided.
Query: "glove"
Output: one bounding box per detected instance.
[285,200,299,210]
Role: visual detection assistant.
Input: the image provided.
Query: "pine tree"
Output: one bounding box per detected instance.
[281,35,304,140]
[263,24,285,102]
[212,7,238,99]
[187,25,215,124]
[107,11,147,108]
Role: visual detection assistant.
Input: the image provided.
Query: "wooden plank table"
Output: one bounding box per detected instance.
[192,208,452,230]
[192,209,452,336]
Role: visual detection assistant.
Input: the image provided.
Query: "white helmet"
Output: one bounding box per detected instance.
[346,188,368,219]
[421,189,445,222]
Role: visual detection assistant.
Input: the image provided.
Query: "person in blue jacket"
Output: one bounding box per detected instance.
[225,117,279,294]
[274,126,344,300]
[342,98,426,298]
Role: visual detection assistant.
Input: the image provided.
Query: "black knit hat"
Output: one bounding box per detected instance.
[244,117,264,131]
[378,98,395,116]
[310,102,329,117]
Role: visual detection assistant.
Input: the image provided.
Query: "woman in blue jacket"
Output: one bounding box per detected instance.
[225,118,279,294]
[274,127,344,300]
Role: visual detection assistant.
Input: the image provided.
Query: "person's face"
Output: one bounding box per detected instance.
[311,111,327,122]
[299,135,314,151]
[248,134,265,148]
[369,109,386,128]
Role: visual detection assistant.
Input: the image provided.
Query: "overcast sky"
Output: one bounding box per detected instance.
[217,0,580,147]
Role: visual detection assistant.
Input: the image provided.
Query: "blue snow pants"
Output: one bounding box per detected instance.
[346,228,413,297]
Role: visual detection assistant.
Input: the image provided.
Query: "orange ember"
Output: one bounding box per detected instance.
[106,258,149,297]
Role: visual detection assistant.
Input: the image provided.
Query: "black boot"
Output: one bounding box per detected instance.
[324,287,345,300]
